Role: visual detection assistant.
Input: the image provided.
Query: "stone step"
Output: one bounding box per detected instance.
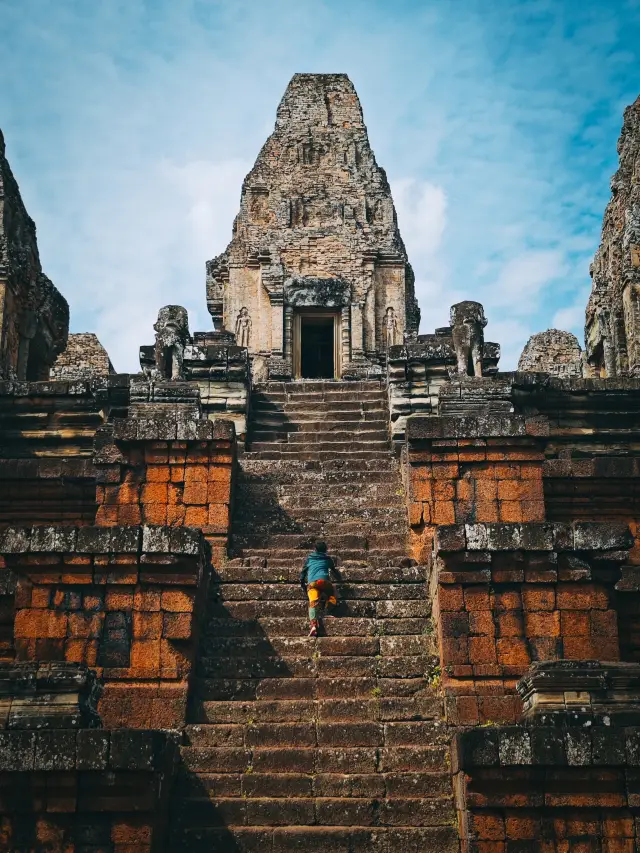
[250,417,389,431]
[202,617,426,638]
[186,695,441,727]
[232,506,407,524]
[252,400,386,414]
[236,470,399,487]
[196,655,433,680]
[251,399,388,414]
[252,388,386,401]
[235,480,403,496]
[202,601,429,620]
[210,583,426,602]
[249,429,390,444]
[233,551,409,566]
[215,565,425,583]
[176,766,450,800]
[231,500,407,515]
[247,440,390,454]
[232,507,407,523]
[254,380,384,391]
[177,770,451,800]
[242,450,394,461]
[180,743,450,773]
[176,770,450,800]
[232,533,406,549]
[251,410,388,423]
[239,457,400,473]
[172,795,455,828]
[191,676,431,705]
[181,720,448,754]
[170,824,459,853]
[229,521,407,539]
[282,435,389,447]
[198,635,432,656]
[185,695,440,729]
[191,678,432,704]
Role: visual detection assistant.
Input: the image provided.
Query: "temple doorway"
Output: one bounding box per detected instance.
[293,312,340,379]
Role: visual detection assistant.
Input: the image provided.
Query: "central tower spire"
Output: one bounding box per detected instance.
[207,73,418,381]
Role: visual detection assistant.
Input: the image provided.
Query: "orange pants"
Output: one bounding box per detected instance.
[307,579,337,627]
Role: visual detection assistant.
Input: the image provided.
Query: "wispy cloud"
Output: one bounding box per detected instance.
[1,0,639,370]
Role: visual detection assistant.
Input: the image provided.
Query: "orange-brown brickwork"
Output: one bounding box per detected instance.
[431,525,626,727]
[2,526,210,729]
[94,418,235,564]
[406,419,546,563]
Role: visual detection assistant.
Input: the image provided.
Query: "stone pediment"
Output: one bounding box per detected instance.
[284,276,350,308]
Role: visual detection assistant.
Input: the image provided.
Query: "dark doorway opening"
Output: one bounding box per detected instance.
[300,315,335,379]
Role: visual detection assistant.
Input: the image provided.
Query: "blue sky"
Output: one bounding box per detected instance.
[2,0,639,370]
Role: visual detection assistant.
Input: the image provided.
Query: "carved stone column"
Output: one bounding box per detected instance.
[341,306,351,372]
[284,305,294,372]
[350,301,365,361]
[270,293,284,358]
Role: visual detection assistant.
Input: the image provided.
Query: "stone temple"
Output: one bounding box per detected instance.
[207,73,419,382]
[0,75,640,852]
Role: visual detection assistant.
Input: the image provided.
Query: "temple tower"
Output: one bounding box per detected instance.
[585,96,640,376]
[0,130,68,380]
[207,73,419,380]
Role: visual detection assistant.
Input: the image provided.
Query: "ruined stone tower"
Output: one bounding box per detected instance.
[207,73,419,380]
[585,95,640,376]
[0,130,68,380]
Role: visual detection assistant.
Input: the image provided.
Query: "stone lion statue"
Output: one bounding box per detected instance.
[450,301,487,378]
[153,305,190,380]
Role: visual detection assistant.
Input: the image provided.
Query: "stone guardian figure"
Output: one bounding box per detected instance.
[384,307,398,349]
[450,301,487,378]
[235,307,252,348]
[153,305,190,380]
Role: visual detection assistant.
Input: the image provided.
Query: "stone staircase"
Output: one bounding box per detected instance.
[172,381,457,852]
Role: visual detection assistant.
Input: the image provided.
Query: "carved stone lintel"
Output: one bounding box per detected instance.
[517,660,640,725]
[267,357,292,381]
[0,662,101,729]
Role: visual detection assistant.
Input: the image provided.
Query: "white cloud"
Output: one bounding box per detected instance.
[490,250,570,314]
[41,156,249,371]
[393,179,447,260]
[487,317,534,370]
[553,301,586,337]
[391,178,453,330]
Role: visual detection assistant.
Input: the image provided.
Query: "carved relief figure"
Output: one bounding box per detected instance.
[598,309,617,377]
[235,307,252,348]
[384,307,398,349]
[450,300,487,378]
[153,305,190,380]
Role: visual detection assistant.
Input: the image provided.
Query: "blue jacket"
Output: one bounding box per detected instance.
[300,551,340,589]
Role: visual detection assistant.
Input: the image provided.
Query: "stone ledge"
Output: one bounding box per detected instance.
[452,724,640,771]
[0,662,100,729]
[406,414,548,440]
[434,522,633,554]
[512,371,640,392]
[517,660,640,722]
[0,525,204,556]
[0,458,96,480]
[0,728,179,772]
[108,415,235,442]
[0,375,132,398]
